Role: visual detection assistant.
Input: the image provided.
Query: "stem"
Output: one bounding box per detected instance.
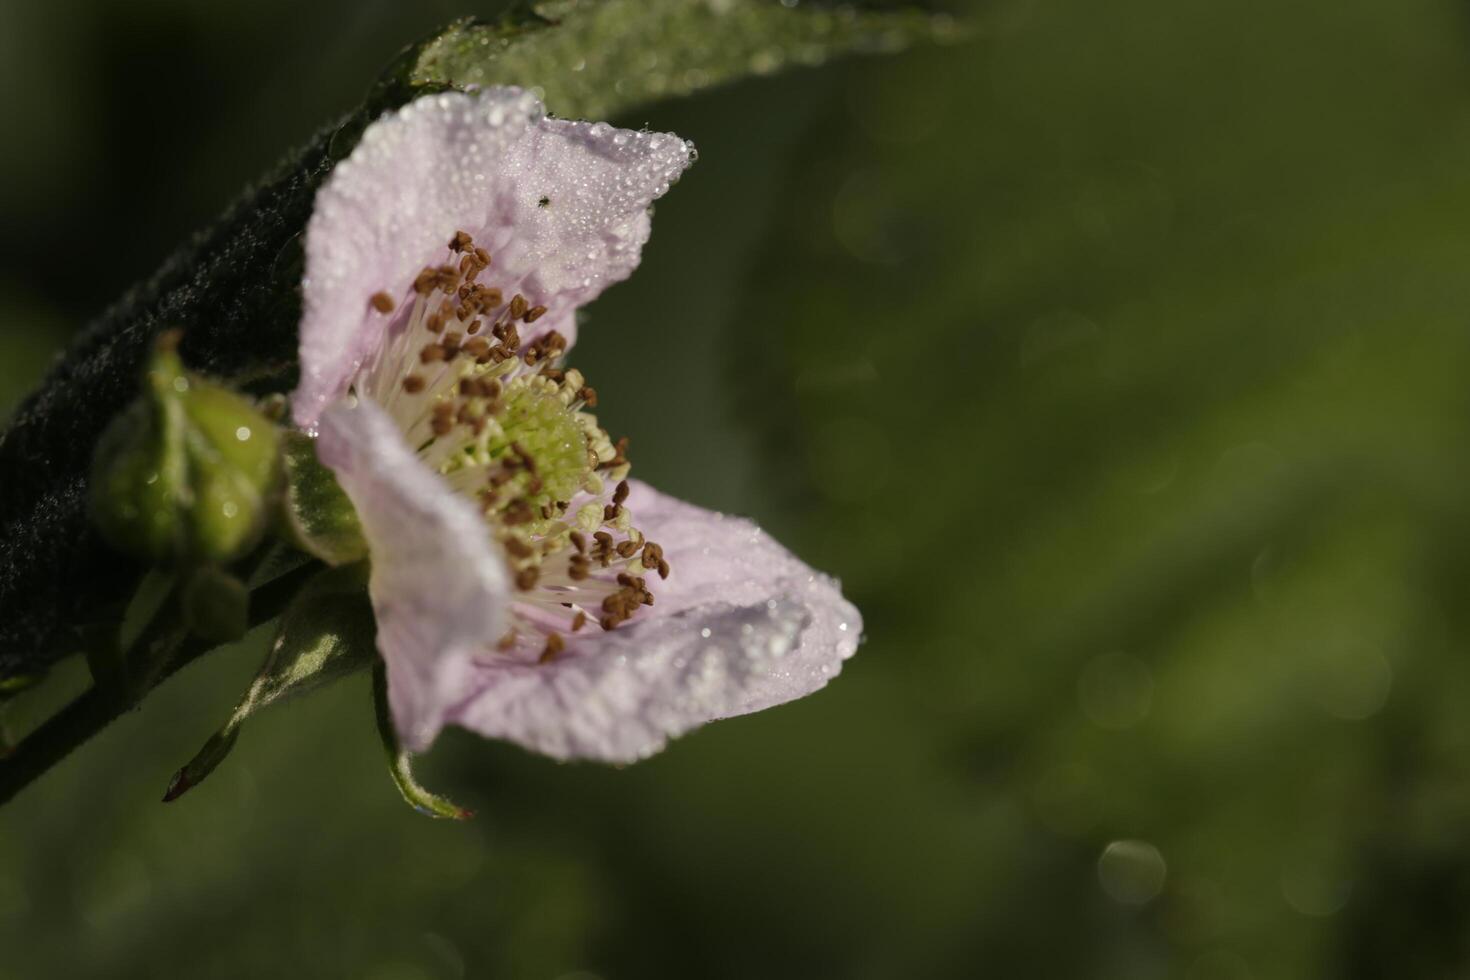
[0,562,317,808]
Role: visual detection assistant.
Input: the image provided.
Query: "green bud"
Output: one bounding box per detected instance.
[90,332,282,565]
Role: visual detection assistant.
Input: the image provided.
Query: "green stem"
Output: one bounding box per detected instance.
[0,562,317,808]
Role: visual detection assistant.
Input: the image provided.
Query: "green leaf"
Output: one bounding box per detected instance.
[372,662,472,821]
[163,564,376,801]
[406,2,962,121]
[279,431,368,566]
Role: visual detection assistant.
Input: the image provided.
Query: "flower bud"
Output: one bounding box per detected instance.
[90,333,282,565]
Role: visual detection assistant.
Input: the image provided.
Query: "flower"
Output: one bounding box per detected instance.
[295,87,860,761]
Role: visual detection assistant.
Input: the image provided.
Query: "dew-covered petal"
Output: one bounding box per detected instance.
[295,88,694,430]
[448,482,861,762]
[316,398,510,751]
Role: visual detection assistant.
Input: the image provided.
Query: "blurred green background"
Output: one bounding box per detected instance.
[5,0,1470,977]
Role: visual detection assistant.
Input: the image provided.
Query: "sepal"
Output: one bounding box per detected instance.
[163,563,376,802]
[372,662,473,820]
[279,431,368,566]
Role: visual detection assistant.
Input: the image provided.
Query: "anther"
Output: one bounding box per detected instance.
[370,291,396,313]
[539,632,565,664]
[600,436,630,470]
[524,305,547,323]
[431,405,455,437]
[402,375,426,394]
[515,567,540,591]
[449,230,473,252]
[509,294,529,319]
[641,542,664,566]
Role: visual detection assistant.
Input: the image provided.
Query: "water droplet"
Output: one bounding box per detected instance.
[1097,840,1167,905]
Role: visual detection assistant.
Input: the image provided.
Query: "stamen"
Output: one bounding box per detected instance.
[353,232,672,663]
[539,632,564,664]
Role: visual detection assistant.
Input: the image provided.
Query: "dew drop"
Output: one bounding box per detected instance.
[1098,840,1167,905]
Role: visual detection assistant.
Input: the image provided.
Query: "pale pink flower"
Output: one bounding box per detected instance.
[295,87,859,761]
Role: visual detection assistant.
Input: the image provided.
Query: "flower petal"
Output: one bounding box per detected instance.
[449,482,862,762]
[316,398,509,751]
[295,88,694,430]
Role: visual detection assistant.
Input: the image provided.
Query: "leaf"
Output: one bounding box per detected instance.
[407,2,962,122]
[0,3,949,681]
[163,564,375,801]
